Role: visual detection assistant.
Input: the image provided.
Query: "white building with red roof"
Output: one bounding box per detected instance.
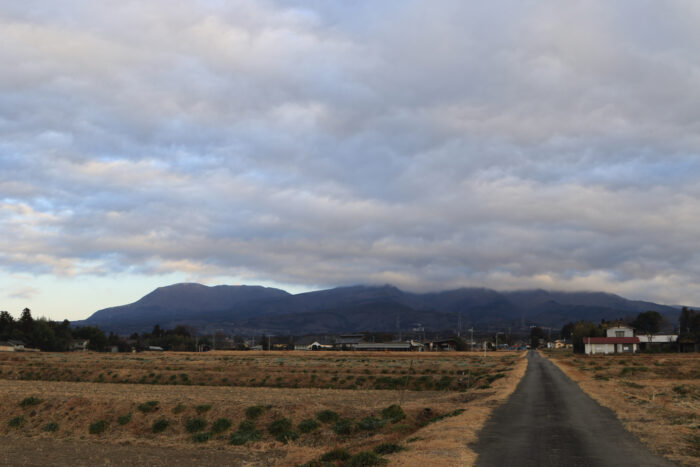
[584,325,639,355]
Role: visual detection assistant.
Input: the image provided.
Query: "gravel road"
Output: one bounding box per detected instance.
[472,350,675,467]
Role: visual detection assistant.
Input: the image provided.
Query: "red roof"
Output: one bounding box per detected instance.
[585,337,639,344]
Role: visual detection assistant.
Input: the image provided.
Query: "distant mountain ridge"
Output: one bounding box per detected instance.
[75,283,681,335]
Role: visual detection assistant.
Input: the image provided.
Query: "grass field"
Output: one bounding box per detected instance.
[0,350,526,466]
[544,350,700,466]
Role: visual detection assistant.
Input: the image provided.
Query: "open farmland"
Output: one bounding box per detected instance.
[544,351,700,466]
[0,351,526,466]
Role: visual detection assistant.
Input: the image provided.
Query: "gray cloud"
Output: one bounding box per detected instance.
[2,1,700,306]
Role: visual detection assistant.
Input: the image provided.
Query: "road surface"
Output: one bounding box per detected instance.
[472,351,674,467]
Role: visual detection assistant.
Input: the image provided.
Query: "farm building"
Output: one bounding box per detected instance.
[354,341,423,352]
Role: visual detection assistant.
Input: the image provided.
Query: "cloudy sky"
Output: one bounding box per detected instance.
[2,1,700,320]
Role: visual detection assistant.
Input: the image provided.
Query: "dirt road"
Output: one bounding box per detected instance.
[472,351,675,467]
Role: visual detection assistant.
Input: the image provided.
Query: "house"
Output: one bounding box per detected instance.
[69,339,89,351]
[147,346,164,351]
[584,325,639,355]
[0,341,18,352]
[424,338,459,351]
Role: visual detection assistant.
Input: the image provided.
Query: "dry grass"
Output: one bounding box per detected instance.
[544,350,700,466]
[0,350,527,466]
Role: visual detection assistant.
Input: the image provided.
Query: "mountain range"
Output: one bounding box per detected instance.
[75,283,682,336]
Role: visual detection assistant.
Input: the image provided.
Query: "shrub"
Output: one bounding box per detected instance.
[245,405,265,419]
[320,448,352,462]
[380,404,405,422]
[298,418,319,434]
[42,422,59,432]
[192,432,211,443]
[332,418,354,436]
[152,418,170,433]
[172,403,186,414]
[117,414,132,425]
[137,401,159,413]
[8,416,25,428]
[316,409,339,423]
[89,420,109,435]
[274,430,299,443]
[19,396,42,408]
[374,443,405,454]
[238,420,256,432]
[357,417,385,431]
[211,418,232,434]
[229,429,261,445]
[185,417,207,433]
[347,451,387,466]
[195,404,212,414]
[268,418,293,436]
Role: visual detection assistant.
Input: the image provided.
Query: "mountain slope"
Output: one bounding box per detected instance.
[77,283,682,335]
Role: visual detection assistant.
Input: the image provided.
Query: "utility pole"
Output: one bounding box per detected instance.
[469,328,474,352]
[457,313,462,337]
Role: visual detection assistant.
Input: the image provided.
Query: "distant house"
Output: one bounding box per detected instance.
[0,341,19,352]
[147,346,164,351]
[424,338,459,351]
[69,339,89,351]
[584,325,639,355]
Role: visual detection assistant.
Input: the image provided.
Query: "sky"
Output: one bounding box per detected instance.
[2,1,700,321]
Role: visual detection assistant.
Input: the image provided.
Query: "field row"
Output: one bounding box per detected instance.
[0,351,517,391]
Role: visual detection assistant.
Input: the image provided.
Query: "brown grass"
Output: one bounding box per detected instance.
[544,350,700,467]
[0,350,527,466]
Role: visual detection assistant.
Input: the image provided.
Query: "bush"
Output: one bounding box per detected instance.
[239,420,256,432]
[298,418,319,434]
[137,401,159,413]
[380,404,405,422]
[268,418,293,436]
[316,409,339,423]
[245,405,265,419]
[89,420,109,435]
[211,418,232,434]
[357,417,385,431]
[195,404,212,414]
[8,416,25,428]
[274,430,299,443]
[185,417,207,433]
[19,396,42,408]
[229,429,260,445]
[192,432,211,443]
[152,418,170,433]
[373,443,405,454]
[347,451,387,466]
[320,448,352,462]
[332,418,354,436]
[117,413,132,425]
[42,422,59,432]
[172,403,186,414]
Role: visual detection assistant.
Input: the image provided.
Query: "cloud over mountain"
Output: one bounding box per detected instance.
[2,1,700,315]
